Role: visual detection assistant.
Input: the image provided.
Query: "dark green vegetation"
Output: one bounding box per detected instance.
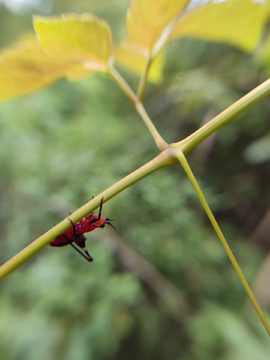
[0,0,270,359]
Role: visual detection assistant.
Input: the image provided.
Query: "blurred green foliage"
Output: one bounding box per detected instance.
[1,1,270,359]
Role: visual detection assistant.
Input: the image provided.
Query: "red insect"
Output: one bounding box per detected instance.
[50,197,115,262]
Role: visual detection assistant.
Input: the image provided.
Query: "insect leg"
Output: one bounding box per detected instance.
[70,243,93,262]
[89,197,104,224]
[67,218,79,240]
[67,218,93,262]
[75,237,94,262]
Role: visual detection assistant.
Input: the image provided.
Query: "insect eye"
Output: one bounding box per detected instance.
[100,224,105,228]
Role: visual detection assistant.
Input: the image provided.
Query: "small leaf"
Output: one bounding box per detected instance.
[0,39,70,101]
[114,41,164,83]
[34,13,113,75]
[170,0,270,52]
[126,0,189,50]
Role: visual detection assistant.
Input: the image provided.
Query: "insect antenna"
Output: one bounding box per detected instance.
[103,218,119,233]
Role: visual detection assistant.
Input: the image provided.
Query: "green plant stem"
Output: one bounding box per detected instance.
[107,63,137,105]
[172,78,270,154]
[137,53,152,100]
[175,149,270,336]
[137,2,191,100]
[108,65,168,151]
[0,148,177,281]
[151,4,190,59]
[134,101,169,150]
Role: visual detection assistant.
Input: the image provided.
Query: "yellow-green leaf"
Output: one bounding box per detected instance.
[34,13,113,76]
[170,0,270,52]
[64,63,94,81]
[0,13,114,100]
[114,41,164,83]
[126,0,189,50]
[0,39,71,101]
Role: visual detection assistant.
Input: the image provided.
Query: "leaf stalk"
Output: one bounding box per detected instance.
[108,64,168,150]
[175,149,270,336]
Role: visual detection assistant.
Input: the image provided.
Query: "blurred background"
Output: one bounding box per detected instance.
[1,0,270,359]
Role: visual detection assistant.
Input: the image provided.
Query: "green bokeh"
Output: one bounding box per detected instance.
[1,1,270,359]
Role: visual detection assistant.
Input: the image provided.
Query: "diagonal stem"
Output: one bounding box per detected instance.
[175,149,270,336]
[108,65,168,151]
[0,148,177,281]
[137,53,152,101]
[137,1,192,100]
[173,78,270,155]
